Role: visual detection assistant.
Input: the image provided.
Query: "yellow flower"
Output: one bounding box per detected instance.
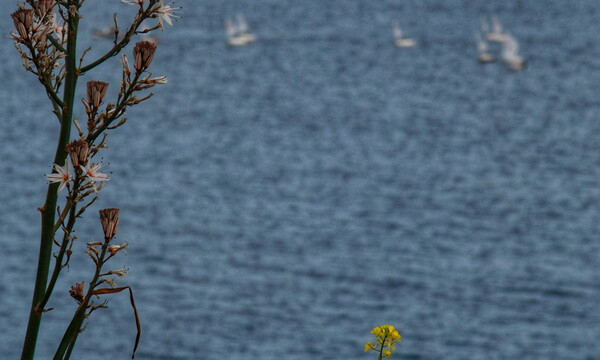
[365,324,402,359]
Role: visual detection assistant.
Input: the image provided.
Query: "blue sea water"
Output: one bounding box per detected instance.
[1,1,600,359]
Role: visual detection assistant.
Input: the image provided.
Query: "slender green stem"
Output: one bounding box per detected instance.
[63,340,76,360]
[40,195,78,309]
[378,334,387,360]
[53,304,87,360]
[20,3,80,359]
[54,238,110,360]
[79,8,149,74]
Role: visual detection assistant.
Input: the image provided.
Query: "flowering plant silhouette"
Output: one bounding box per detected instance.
[10,1,180,359]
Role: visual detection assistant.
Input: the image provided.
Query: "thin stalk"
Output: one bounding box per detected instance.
[39,197,78,309]
[54,238,110,360]
[78,0,159,74]
[20,3,80,359]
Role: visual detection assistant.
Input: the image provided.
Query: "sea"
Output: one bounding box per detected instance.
[1,1,599,359]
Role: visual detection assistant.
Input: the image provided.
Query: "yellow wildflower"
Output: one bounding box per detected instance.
[365,324,402,359]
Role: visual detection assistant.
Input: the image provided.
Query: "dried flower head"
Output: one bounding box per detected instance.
[65,139,89,168]
[69,282,85,304]
[35,0,55,17]
[99,208,120,240]
[87,81,109,109]
[11,8,34,40]
[133,41,157,71]
[108,266,129,277]
[146,75,168,85]
[108,242,128,256]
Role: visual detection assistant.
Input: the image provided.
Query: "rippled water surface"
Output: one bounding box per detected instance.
[1,1,600,359]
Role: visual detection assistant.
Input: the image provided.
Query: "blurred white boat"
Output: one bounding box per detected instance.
[476,33,495,63]
[486,17,506,42]
[93,26,116,39]
[501,33,526,71]
[226,14,256,46]
[392,21,416,48]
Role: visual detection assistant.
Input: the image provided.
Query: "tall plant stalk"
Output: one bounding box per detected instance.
[21,4,79,359]
[11,1,180,359]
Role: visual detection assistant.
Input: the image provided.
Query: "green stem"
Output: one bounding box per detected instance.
[79,0,157,74]
[20,3,80,359]
[40,196,78,309]
[378,334,387,360]
[53,304,87,360]
[54,238,110,360]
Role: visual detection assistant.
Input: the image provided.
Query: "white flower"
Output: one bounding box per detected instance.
[80,163,110,183]
[155,1,181,28]
[50,12,65,38]
[46,163,72,192]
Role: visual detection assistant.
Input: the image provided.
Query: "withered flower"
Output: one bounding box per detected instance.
[87,81,109,109]
[108,242,128,256]
[99,208,120,240]
[11,8,34,40]
[146,75,168,85]
[35,0,55,17]
[108,266,129,277]
[133,41,157,71]
[69,282,85,304]
[65,139,89,168]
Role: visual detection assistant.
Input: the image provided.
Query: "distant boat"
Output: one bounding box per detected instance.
[486,17,506,43]
[226,14,256,46]
[93,26,116,39]
[476,33,495,63]
[392,21,416,48]
[501,33,526,71]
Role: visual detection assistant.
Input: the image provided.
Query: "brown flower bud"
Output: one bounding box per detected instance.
[35,0,55,16]
[87,81,109,109]
[69,281,85,304]
[133,41,157,71]
[65,139,89,168]
[99,208,119,240]
[11,8,34,40]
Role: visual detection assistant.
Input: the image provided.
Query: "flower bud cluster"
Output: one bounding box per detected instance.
[11,9,34,40]
[69,281,85,304]
[87,81,109,109]
[133,41,156,71]
[99,208,120,240]
[66,139,89,168]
